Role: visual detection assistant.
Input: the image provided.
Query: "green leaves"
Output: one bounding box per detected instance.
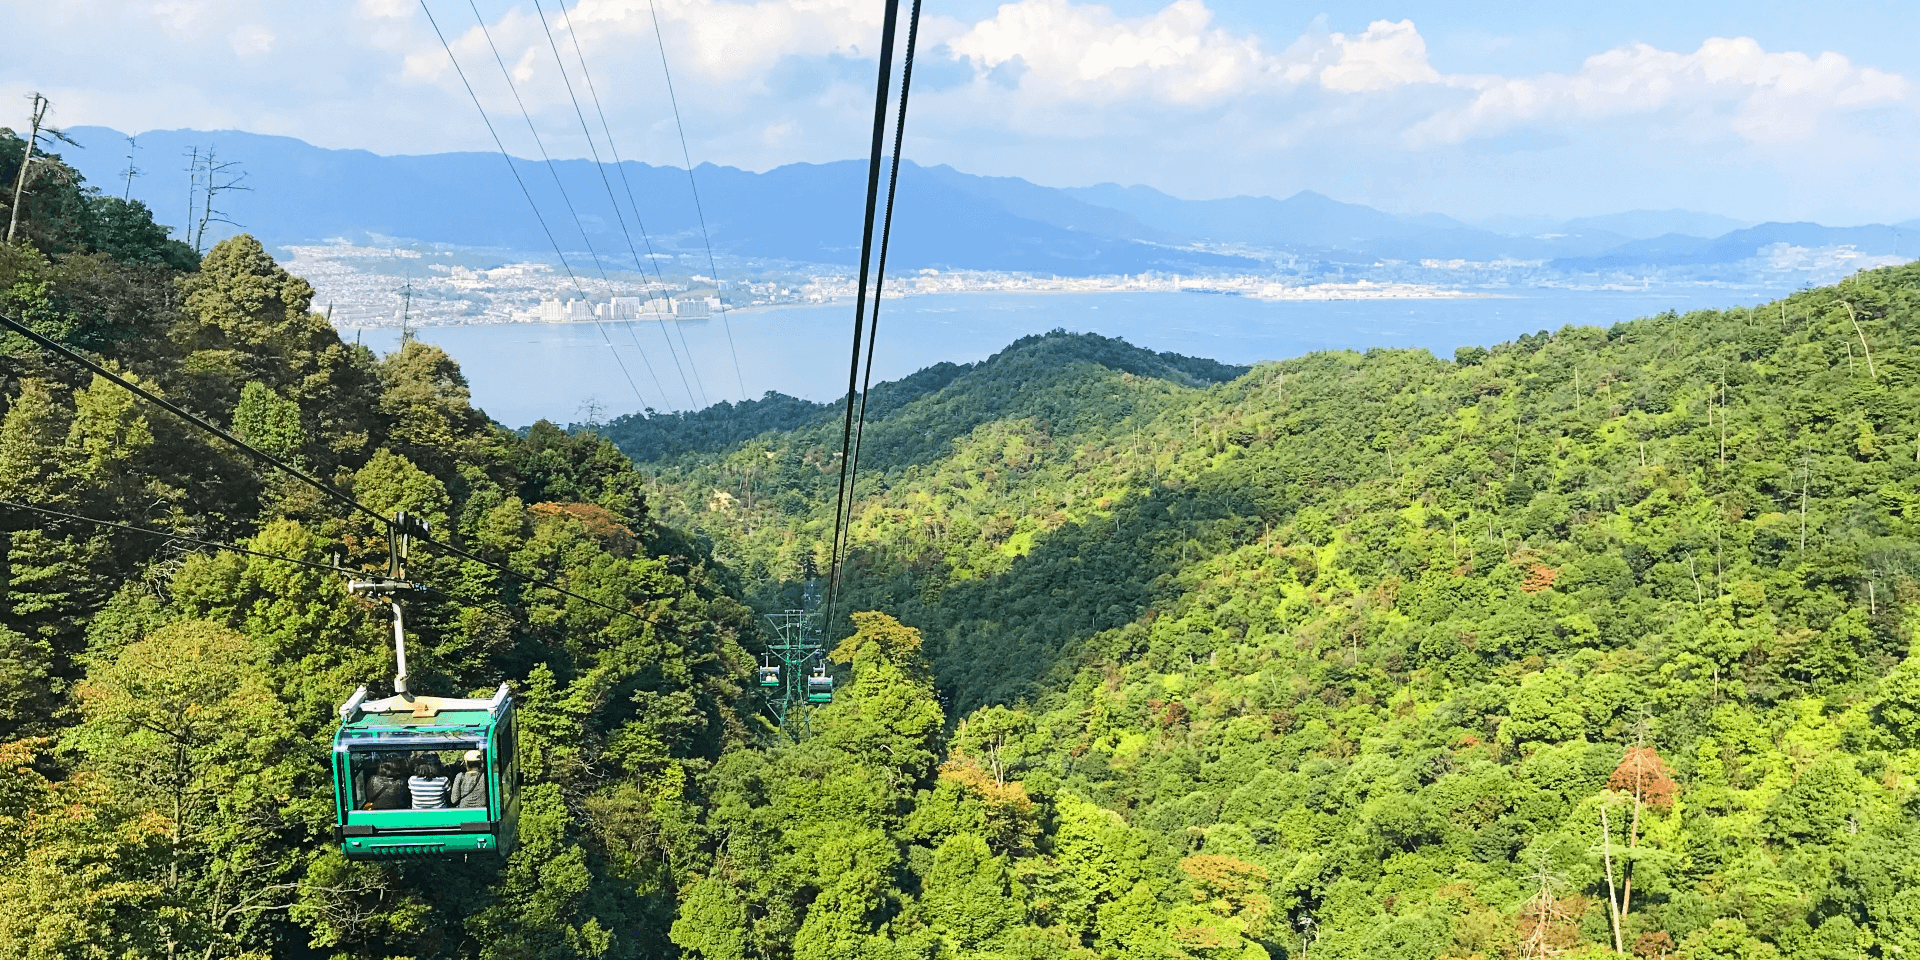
[610,261,1920,958]
[232,380,302,465]
[920,833,1023,951]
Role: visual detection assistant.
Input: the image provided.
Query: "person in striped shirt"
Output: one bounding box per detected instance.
[408,755,452,809]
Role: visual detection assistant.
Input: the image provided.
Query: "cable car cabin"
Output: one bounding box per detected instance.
[331,684,520,861]
[807,670,834,704]
[758,665,781,688]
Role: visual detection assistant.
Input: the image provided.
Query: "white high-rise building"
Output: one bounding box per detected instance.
[528,297,597,323]
[670,297,714,318]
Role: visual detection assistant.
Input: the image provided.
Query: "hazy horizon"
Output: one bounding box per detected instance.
[8,1,1919,226]
[50,121,1877,236]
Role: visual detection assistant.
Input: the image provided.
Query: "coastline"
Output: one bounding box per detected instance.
[333,282,1495,330]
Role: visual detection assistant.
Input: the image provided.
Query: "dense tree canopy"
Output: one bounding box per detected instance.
[10,138,1920,959]
[0,148,758,958]
[628,263,1920,959]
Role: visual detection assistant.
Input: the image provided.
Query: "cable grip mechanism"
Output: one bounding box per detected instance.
[347,511,432,699]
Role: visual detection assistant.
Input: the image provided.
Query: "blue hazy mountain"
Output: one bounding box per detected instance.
[1559,209,1754,241]
[1552,222,1920,272]
[60,126,1254,275]
[1063,182,1470,246]
[1062,182,1635,260]
[57,126,1918,275]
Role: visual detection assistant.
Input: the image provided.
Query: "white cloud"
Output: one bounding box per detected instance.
[150,0,218,37]
[944,0,1297,105]
[1318,19,1438,93]
[5,0,1919,222]
[555,0,887,82]
[229,23,275,57]
[1413,36,1909,144]
[357,0,414,19]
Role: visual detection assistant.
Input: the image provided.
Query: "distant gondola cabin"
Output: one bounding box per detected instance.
[807,670,834,704]
[332,685,520,860]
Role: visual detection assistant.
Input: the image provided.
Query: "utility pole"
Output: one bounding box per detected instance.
[184,146,200,243]
[7,93,51,244]
[122,134,140,201]
[400,275,414,342]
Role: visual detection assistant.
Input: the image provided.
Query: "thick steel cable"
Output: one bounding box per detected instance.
[530,0,699,410]
[3,498,633,624]
[822,0,903,634]
[412,531,657,625]
[2,312,655,628]
[454,0,670,410]
[645,0,747,402]
[1,499,347,576]
[843,0,924,564]
[1,312,388,527]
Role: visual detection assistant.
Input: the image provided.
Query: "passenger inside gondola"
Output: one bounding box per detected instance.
[345,740,486,812]
[409,756,451,809]
[450,750,488,808]
[362,760,410,809]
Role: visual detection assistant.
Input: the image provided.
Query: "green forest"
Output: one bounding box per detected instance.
[7,133,1920,960]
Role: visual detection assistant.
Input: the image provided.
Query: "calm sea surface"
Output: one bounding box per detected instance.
[348,288,1789,428]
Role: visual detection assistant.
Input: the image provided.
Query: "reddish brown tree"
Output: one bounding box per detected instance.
[1608,746,1679,928]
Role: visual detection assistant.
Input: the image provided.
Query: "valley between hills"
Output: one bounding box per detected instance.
[5,133,1920,960]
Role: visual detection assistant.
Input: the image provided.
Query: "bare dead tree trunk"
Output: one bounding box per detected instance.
[1800,458,1810,550]
[1839,300,1876,379]
[1600,801,1624,954]
[7,93,50,244]
[123,134,140,200]
[190,147,250,254]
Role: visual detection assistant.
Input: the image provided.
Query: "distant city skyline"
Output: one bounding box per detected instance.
[8,1,1918,225]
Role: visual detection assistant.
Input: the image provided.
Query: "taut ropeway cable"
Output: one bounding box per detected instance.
[530,0,702,410]
[823,0,922,636]
[645,0,748,402]
[422,0,670,410]
[2,311,658,628]
[844,0,925,557]
[1,311,389,527]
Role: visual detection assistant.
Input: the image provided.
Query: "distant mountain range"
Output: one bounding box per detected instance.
[57,126,1920,276]
[1472,209,1756,241]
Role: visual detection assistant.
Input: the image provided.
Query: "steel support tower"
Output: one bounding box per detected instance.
[762,574,824,737]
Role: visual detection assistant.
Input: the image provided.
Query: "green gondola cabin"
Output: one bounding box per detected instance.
[331,684,521,860]
[807,669,834,704]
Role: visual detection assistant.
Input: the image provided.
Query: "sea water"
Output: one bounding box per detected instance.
[347,288,1790,428]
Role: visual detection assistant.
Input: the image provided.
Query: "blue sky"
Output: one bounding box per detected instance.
[8,0,1917,225]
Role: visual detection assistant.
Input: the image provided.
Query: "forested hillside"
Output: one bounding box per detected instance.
[0,138,772,957]
[13,125,1920,960]
[628,266,1920,959]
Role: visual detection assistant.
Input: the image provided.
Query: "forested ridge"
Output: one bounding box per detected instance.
[627,264,1920,959]
[0,138,770,957]
[10,130,1920,960]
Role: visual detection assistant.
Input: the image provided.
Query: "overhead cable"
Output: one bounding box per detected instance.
[0,499,632,624]
[645,0,748,402]
[411,529,658,626]
[823,0,905,632]
[530,0,701,410]
[555,0,711,411]
[3,313,653,629]
[843,0,925,561]
[0,312,389,528]
[427,0,669,410]
[1,498,347,576]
